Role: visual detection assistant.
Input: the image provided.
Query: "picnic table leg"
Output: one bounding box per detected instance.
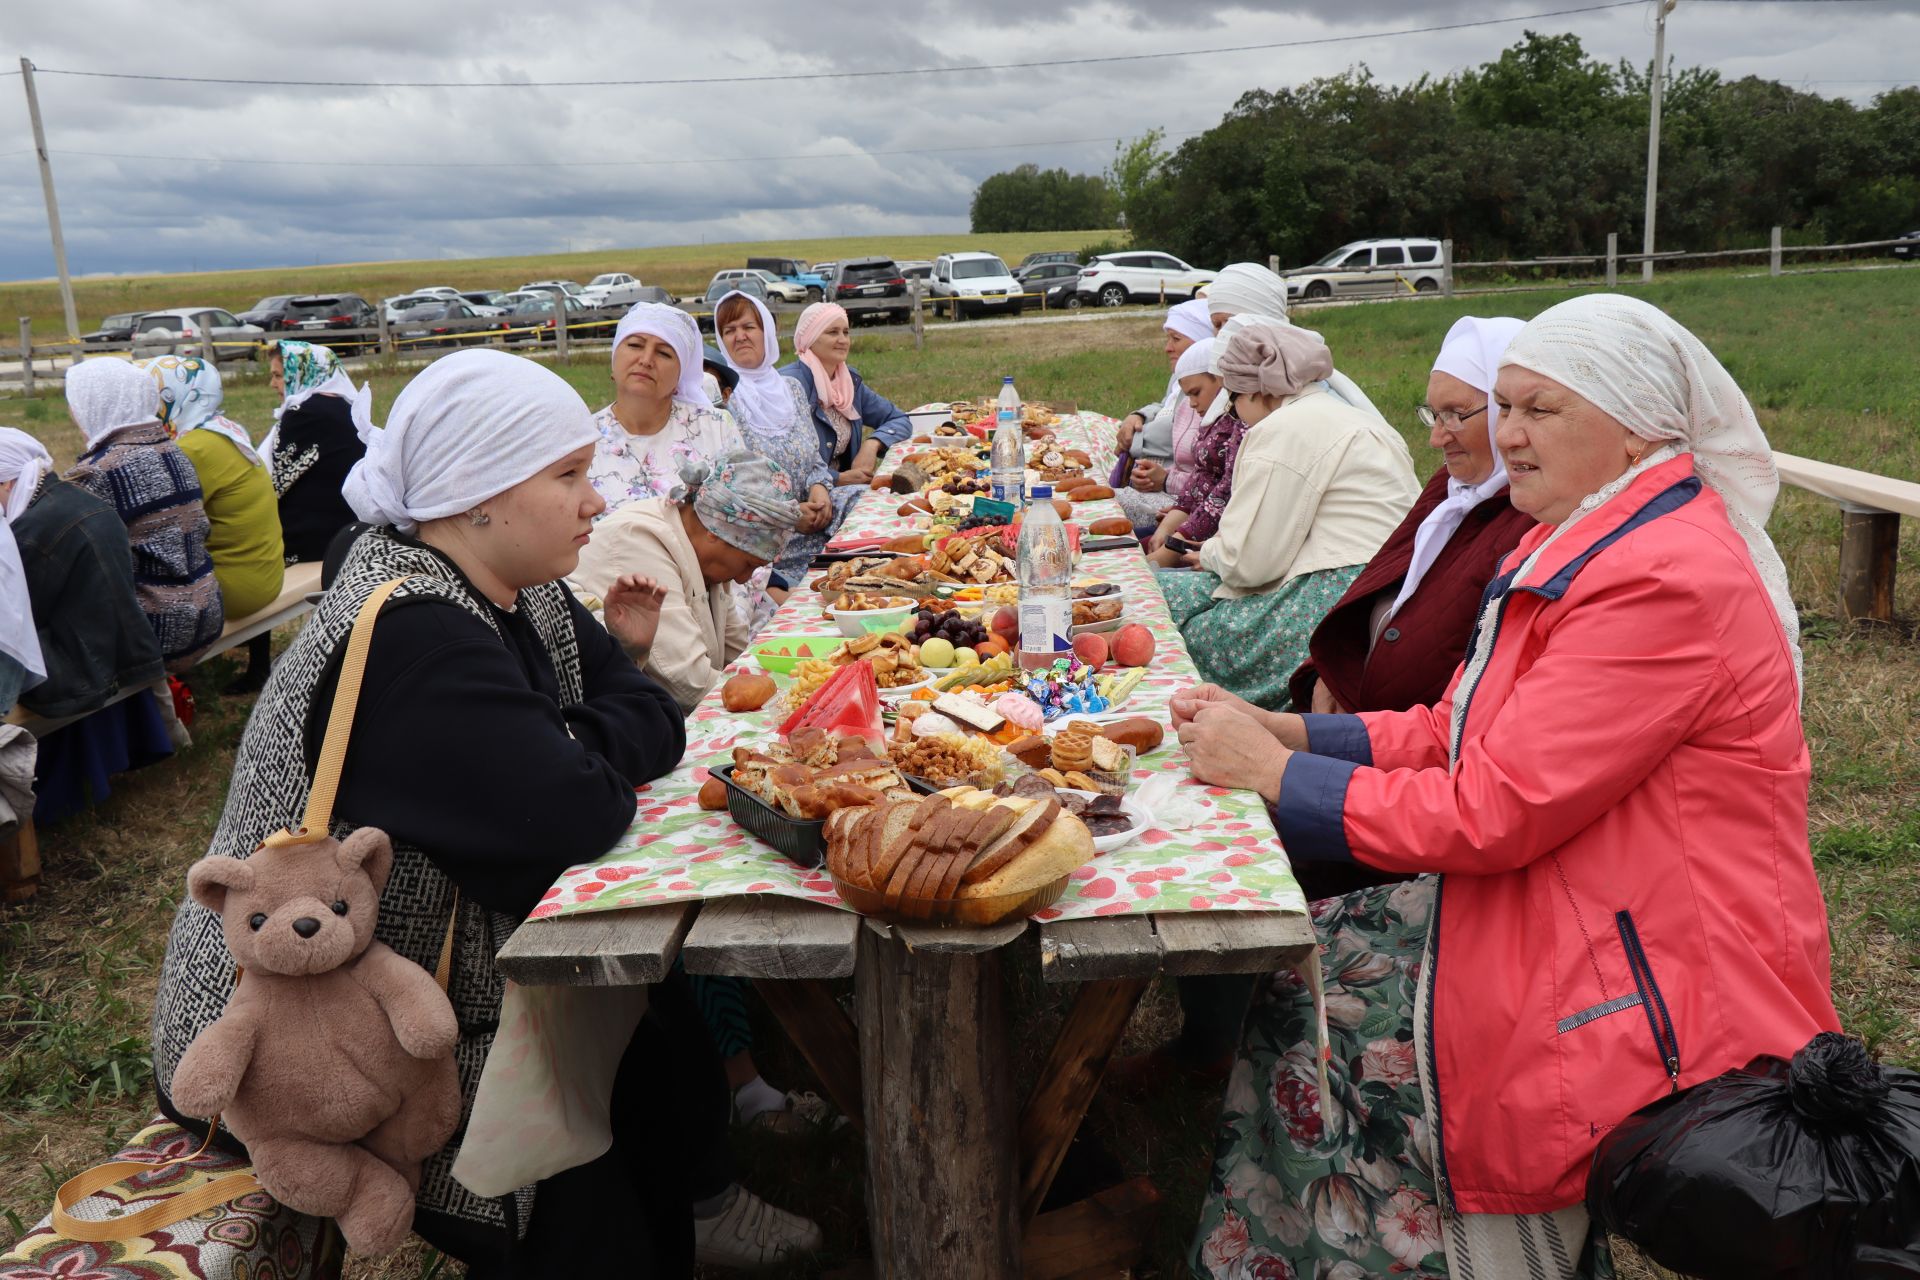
[1840,509,1899,622]
[1015,975,1151,1226]
[855,926,1020,1277]
[751,977,864,1136]
[1,813,39,903]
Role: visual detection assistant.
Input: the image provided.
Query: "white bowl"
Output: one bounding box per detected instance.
[828,601,916,639]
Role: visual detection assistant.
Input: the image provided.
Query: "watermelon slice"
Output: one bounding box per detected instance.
[778,659,884,748]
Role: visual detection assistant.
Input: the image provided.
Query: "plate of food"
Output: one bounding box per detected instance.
[995,774,1150,852]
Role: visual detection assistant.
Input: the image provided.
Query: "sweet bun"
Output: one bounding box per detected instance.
[1089,517,1133,537]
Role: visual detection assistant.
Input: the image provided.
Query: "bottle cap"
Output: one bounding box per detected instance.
[1030,484,1053,499]
[1003,375,1014,383]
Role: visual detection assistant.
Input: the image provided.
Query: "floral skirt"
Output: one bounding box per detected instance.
[1190,879,1613,1280]
[1154,565,1362,710]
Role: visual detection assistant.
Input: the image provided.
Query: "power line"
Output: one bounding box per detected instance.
[30,129,1209,172]
[30,4,1645,89]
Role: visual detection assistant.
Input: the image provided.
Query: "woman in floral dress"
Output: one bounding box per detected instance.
[588,302,743,517]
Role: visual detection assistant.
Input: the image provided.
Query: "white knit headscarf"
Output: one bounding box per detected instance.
[1386,316,1529,620]
[0,428,50,688]
[1204,263,1291,321]
[713,291,790,433]
[343,349,599,535]
[1501,293,1801,688]
[66,358,160,450]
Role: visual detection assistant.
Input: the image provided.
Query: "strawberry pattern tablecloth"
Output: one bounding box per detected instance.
[530,409,1307,924]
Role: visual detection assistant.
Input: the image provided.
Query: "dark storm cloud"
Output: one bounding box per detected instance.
[0,0,1912,281]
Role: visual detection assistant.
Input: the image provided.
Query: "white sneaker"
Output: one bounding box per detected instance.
[693,1185,824,1270]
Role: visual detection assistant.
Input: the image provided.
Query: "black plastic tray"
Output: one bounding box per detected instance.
[710,762,934,868]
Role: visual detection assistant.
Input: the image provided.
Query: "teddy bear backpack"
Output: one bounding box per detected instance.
[50,579,463,1259]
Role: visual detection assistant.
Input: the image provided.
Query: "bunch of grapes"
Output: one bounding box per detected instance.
[911,608,990,647]
[956,514,1003,533]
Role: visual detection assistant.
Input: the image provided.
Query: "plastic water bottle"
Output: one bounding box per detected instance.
[1017,484,1073,671]
[990,375,1025,509]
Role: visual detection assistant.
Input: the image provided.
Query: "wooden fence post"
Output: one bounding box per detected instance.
[17,317,32,397]
[199,329,219,367]
[1770,226,1783,277]
[1441,239,1454,298]
[377,309,393,361]
[910,283,925,351]
[1839,508,1899,623]
[554,307,571,360]
[1268,254,1280,274]
[1606,233,1618,289]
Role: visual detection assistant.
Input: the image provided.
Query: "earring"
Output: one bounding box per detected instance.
[468,510,490,527]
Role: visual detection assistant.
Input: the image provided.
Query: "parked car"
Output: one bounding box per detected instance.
[83,312,143,345]
[1892,230,1920,261]
[521,279,586,299]
[278,295,382,344]
[578,273,656,307]
[709,268,807,305]
[898,260,934,282]
[457,291,511,316]
[829,258,911,324]
[745,257,828,301]
[1015,261,1082,297]
[236,295,301,331]
[696,275,770,332]
[1074,251,1216,307]
[1283,238,1445,301]
[500,292,588,344]
[1018,251,1081,269]
[930,252,1023,318]
[626,286,676,306]
[128,307,266,362]
[392,299,508,349]
[811,261,840,281]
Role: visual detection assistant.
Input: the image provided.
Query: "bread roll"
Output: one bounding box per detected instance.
[1072,485,1115,502]
[721,672,776,712]
[1100,717,1164,754]
[1089,516,1133,537]
[698,776,729,810]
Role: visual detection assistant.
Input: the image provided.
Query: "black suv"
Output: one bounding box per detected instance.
[236,296,301,330]
[83,312,143,345]
[274,295,381,352]
[832,257,910,324]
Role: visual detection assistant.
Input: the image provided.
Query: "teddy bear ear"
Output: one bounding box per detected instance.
[338,826,394,893]
[188,856,256,915]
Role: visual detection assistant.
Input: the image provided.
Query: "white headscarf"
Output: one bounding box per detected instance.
[1163,299,1215,346]
[1501,293,1801,685]
[1204,263,1291,321]
[0,428,53,523]
[1173,337,1214,381]
[1386,316,1528,620]
[713,291,790,432]
[0,429,50,689]
[613,302,713,410]
[1210,312,1390,426]
[66,358,160,450]
[343,349,599,535]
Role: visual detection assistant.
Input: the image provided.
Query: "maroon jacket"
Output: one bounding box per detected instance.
[1290,467,1536,715]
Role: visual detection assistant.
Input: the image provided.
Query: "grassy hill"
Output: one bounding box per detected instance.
[0,230,1123,340]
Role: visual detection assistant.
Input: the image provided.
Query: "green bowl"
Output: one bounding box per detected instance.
[750,634,846,676]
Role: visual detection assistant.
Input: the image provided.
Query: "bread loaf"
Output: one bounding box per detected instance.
[1099,717,1164,754]
[1071,485,1115,502]
[1089,516,1132,537]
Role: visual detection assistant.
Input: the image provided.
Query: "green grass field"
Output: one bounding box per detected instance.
[1,267,1915,1277]
[0,230,1122,341]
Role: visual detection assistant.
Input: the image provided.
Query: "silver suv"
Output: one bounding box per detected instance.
[1284,238,1444,301]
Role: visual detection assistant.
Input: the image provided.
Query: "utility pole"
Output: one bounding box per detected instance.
[19,59,80,343]
[1641,0,1677,284]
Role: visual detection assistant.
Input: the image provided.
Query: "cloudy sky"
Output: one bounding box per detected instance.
[1,0,1913,280]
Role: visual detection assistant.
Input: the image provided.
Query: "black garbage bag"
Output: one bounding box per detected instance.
[1588,1031,1920,1278]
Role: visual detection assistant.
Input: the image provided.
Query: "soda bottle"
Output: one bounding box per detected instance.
[989,375,1025,510]
[1016,484,1073,671]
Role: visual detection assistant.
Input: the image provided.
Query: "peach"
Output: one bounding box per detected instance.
[1072,632,1109,672]
[991,605,1020,640]
[1112,623,1155,668]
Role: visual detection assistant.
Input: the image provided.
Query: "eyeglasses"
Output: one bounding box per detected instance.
[1417,403,1488,432]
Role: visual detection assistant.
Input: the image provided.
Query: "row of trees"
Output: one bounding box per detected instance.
[969,33,1920,267]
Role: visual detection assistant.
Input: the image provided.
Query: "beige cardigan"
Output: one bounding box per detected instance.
[1198,385,1419,599]
[566,498,748,713]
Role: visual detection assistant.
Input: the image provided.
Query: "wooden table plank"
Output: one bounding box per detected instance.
[494,903,695,986]
[1037,917,1164,983]
[871,916,1031,955]
[682,896,859,979]
[1153,910,1317,976]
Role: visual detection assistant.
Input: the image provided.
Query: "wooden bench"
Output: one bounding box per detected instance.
[1775,453,1920,622]
[1,562,325,900]
[5,561,324,738]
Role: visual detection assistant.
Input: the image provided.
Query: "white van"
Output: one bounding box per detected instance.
[1284,238,1445,301]
[929,252,1024,318]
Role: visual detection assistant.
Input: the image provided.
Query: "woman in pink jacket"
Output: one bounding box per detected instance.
[1177,295,1838,1279]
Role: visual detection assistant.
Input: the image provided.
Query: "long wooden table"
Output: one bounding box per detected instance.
[496,410,1315,1276]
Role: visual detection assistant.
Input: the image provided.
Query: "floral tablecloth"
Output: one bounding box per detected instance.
[531,409,1307,924]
